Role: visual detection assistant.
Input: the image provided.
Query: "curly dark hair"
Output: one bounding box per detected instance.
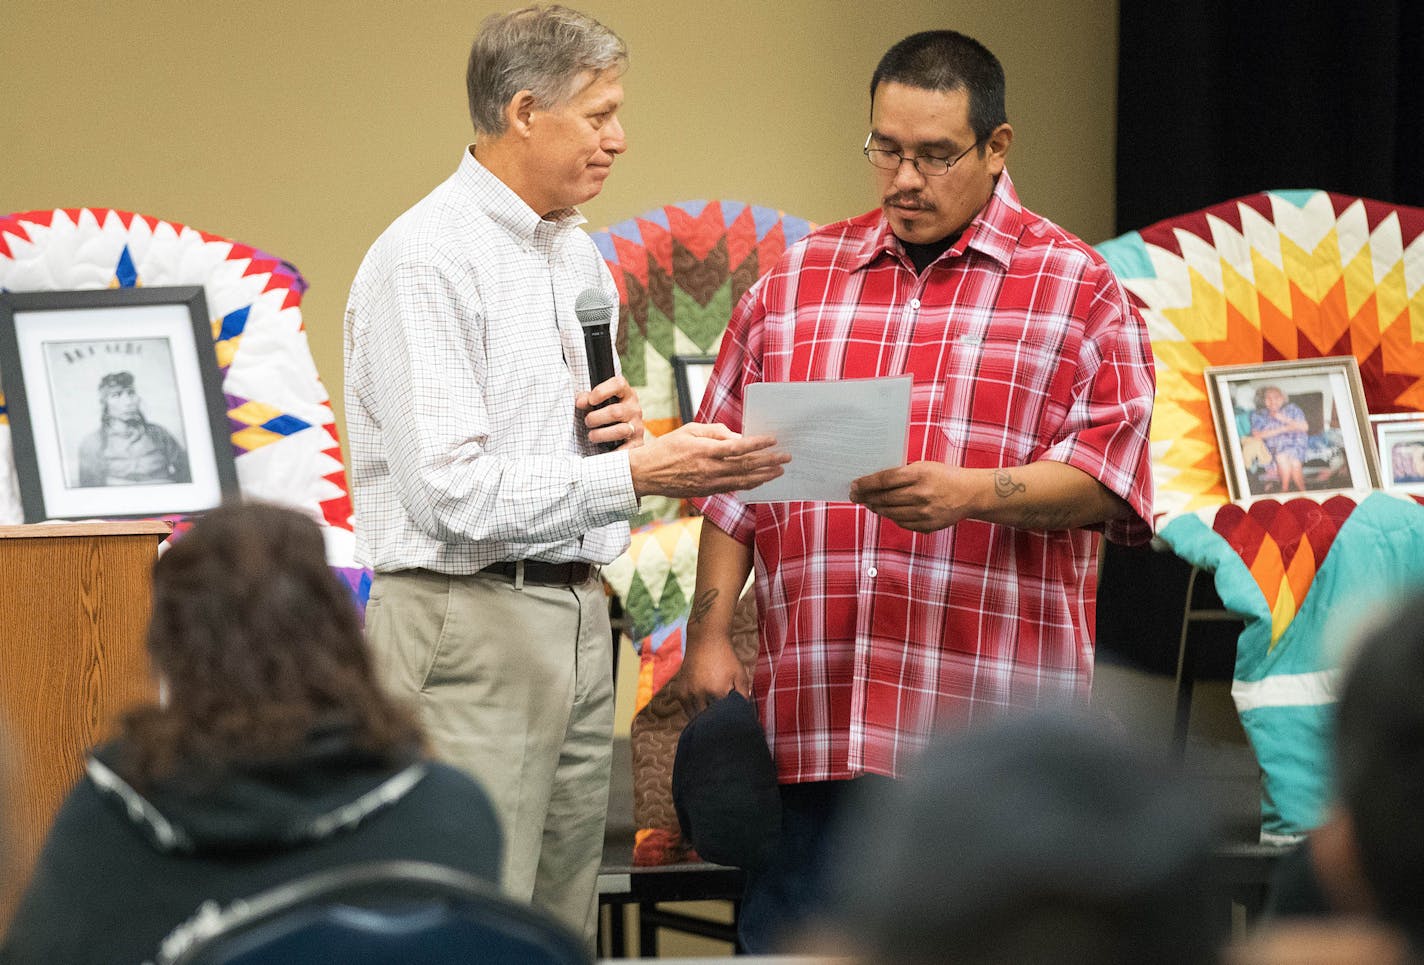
[118,502,421,788]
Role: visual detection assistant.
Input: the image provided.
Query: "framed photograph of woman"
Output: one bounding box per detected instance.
[1203,357,1380,501]
[1369,413,1424,495]
[0,286,238,522]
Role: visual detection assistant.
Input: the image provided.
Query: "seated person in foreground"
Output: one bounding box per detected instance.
[802,712,1223,965]
[0,503,502,965]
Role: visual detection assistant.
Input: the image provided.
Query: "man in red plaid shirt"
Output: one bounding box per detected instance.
[673,29,1156,952]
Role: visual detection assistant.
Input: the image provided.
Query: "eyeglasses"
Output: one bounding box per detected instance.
[863,133,982,176]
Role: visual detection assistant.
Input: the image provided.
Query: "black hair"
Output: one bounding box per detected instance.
[870,30,1007,142]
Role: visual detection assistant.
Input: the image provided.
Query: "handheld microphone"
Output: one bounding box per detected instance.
[575,287,619,452]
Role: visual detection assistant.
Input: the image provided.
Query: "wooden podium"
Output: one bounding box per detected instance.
[0,519,169,921]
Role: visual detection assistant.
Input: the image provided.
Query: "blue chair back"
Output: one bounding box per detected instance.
[167,860,589,965]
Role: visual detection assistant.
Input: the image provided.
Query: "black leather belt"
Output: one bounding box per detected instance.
[480,560,594,586]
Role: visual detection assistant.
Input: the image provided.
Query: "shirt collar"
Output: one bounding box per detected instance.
[853,168,1024,272]
[453,147,587,248]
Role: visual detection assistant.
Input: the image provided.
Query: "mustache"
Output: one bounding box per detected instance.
[883,193,935,211]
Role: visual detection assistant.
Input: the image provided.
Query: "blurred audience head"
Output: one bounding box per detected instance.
[812,712,1220,965]
[1326,589,1424,951]
[120,502,420,788]
[1226,918,1418,965]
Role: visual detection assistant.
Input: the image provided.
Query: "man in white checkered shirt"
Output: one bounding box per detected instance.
[343,5,787,946]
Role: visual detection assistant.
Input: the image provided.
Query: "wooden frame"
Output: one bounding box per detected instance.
[0,286,238,521]
[1203,357,1379,500]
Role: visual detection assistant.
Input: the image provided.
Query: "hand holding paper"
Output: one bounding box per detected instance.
[849,461,982,532]
[740,376,912,503]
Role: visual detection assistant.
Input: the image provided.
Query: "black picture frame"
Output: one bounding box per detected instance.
[0,286,239,521]
[671,354,717,424]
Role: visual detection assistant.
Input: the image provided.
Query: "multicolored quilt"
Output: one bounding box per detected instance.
[1159,490,1424,839]
[590,200,813,523]
[604,514,703,864]
[1097,191,1424,838]
[1098,190,1424,516]
[0,208,365,603]
[592,201,813,864]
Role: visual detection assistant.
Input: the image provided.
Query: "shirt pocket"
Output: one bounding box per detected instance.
[908,377,950,464]
[936,333,1056,466]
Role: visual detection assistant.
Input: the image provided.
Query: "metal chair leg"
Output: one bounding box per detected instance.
[1172,565,1202,757]
[1172,565,1244,758]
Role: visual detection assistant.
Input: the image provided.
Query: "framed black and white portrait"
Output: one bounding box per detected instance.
[0,286,238,521]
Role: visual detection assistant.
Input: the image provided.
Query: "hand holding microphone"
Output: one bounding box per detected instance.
[575,288,644,453]
[575,287,789,496]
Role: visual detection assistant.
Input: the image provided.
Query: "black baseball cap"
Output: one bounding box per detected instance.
[672,690,781,870]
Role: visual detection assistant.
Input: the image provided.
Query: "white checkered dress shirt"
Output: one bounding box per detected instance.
[344,149,636,573]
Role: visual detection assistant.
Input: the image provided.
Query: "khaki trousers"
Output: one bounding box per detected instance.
[365,568,614,944]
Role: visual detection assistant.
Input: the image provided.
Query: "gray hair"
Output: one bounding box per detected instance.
[466,5,627,137]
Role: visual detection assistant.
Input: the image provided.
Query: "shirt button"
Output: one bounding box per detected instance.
[867,566,878,578]
[909,298,921,310]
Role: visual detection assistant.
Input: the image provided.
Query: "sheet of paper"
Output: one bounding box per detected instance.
[739,376,912,503]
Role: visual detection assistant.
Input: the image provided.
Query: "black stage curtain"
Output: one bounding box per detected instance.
[1097,543,1239,679]
[1115,1,1424,235]
[1101,1,1423,674]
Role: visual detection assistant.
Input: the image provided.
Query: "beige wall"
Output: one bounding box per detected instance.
[2,0,1118,446]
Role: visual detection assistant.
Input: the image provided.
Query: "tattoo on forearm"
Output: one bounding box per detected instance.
[993,469,1073,528]
[1021,507,1075,530]
[689,588,720,625]
[993,470,1027,499]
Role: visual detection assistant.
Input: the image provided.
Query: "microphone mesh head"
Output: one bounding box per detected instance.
[575,287,616,327]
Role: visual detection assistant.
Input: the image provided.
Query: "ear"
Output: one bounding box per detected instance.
[984,123,1013,176]
[504,89,537,137]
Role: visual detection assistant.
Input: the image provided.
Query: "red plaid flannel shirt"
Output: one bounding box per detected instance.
[695,172,1155,783]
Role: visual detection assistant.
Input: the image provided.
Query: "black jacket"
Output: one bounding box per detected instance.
[0,731,502,964]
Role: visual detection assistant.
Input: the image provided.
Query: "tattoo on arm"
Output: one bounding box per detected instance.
[1020,507,1075,530]
[993,470,1027,499]
[689,588,720,625]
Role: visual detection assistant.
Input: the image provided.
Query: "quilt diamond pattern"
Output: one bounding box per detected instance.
[1098,191,1424,518]
[0,208,361,597]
